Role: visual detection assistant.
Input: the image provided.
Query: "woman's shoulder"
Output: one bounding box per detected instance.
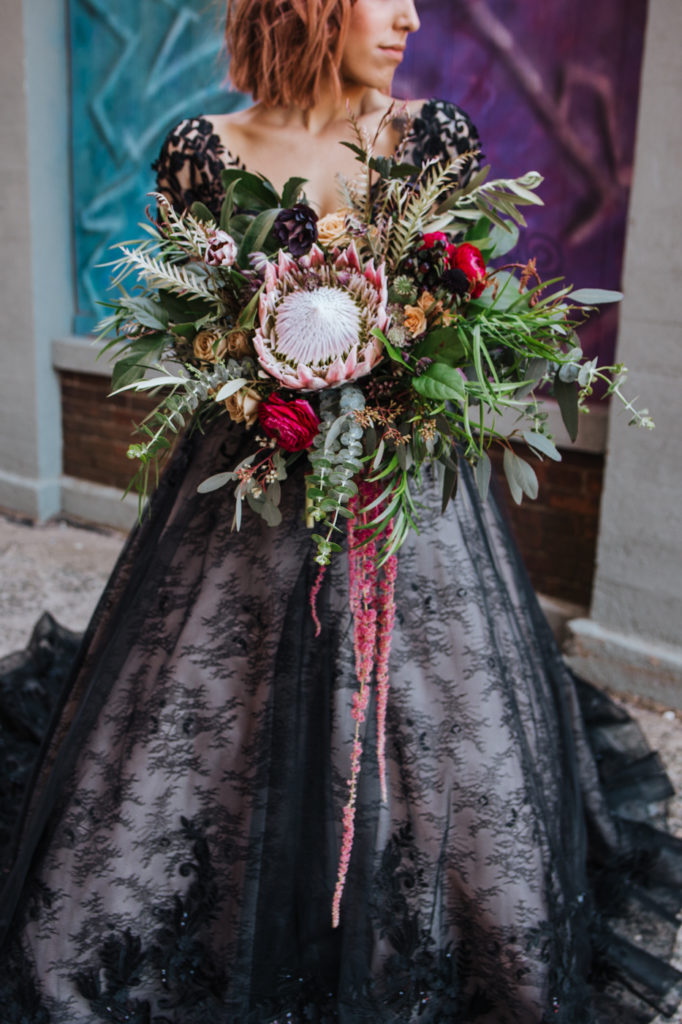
[402,97,482,165]
[152,115,242,215]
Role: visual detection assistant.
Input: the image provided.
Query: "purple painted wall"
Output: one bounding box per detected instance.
[395,0,649,363]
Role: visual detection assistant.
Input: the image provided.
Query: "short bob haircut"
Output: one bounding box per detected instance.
[225,0,356,110]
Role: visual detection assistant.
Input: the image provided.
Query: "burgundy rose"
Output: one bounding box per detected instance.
[273,203,319,257]
[258,394,320,452]
[420,231,449,250]
[448,243,487,298]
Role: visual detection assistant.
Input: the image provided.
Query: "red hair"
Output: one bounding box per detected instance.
[225,0,355,110]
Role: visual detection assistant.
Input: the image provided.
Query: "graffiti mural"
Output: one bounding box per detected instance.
[396,0,649,362]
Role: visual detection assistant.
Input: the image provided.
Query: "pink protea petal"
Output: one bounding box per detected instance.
[346,240,361,272]
[307,244,326,268]
[343,345,358,377]
[263,261,278,293]
[363,258,377,285]
[325,355,348,385]
[258,291,270,323]
[277,248,297,277]
[295,363,317,388]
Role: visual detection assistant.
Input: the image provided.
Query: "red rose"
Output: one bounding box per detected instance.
[258,394,320,452]
[420,231,449,250]
[449,243,487,298]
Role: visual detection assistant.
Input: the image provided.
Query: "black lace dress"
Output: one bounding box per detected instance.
[1,100,682,1024]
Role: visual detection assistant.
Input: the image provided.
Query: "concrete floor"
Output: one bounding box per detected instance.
[0,509,680,1018]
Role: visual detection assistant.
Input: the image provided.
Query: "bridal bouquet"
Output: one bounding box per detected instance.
[99,107,651,924]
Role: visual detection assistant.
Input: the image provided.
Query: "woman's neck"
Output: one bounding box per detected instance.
[251,83,389,136]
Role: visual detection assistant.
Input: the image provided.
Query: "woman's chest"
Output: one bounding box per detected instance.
[211,120,403,218]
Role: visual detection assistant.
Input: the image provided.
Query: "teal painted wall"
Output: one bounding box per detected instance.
[69,0,247,332]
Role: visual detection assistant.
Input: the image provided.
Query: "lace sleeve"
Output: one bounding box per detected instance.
[405,99,483,187]
[151,116,242,217]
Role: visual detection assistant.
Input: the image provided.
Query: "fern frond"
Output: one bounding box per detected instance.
[387,155,472,267]
[113,247,219,303]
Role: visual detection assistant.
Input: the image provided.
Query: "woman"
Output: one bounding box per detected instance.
[2,1,682,1021]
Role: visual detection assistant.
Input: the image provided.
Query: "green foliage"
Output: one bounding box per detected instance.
[96,109,650,559]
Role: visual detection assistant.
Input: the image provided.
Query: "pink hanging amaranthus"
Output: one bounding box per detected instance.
[330,482,399,928]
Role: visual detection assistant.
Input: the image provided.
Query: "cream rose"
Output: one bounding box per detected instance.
[193,328,228,363]
[316,209,351,247]
[224,386,261,427]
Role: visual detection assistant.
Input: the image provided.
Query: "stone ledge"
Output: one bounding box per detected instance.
[60,476,138,531]
[563,617,682,709]
[52,335,109,376]
[0,467,61,521]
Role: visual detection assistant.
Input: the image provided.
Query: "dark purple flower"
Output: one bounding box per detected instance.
[441,268,471,298]
[273,203,318,256]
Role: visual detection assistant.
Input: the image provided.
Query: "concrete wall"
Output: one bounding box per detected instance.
[0,0,71,519]
[565,0,682,705]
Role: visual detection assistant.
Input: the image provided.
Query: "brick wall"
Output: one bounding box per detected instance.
[60,371,156,491]
[489,445,604,607]
[59,371,603,605]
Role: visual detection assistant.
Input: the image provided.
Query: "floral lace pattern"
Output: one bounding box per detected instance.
[1,100,681,1024]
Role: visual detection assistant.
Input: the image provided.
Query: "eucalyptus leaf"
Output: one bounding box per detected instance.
[215,378,248,401]
[441,462,458,514]
[474,451,492,501]
[246,492,282,527]
[522,431,562,462]
[111,374,186,395]
[505,180,544,205]
[487,221,520,258]
[503,448,538,504]
[372,438,385,471]
[554,377,579,441]
[197,471,235,493]
[568,288,624,305]
[266,479,282,505]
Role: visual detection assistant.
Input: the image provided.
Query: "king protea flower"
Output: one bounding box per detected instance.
[253,242,388,390]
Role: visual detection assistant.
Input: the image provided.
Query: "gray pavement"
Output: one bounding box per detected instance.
[0,509,680,1016]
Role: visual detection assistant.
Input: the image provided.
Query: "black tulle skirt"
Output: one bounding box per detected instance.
[1,418,681,1023]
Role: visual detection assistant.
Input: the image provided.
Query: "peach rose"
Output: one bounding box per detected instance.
[404,304,428,337]
[193,328,228,363]
[224,386,261,427]
[316,209,351,247]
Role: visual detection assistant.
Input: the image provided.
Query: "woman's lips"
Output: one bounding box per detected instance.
[379,45,406,62]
